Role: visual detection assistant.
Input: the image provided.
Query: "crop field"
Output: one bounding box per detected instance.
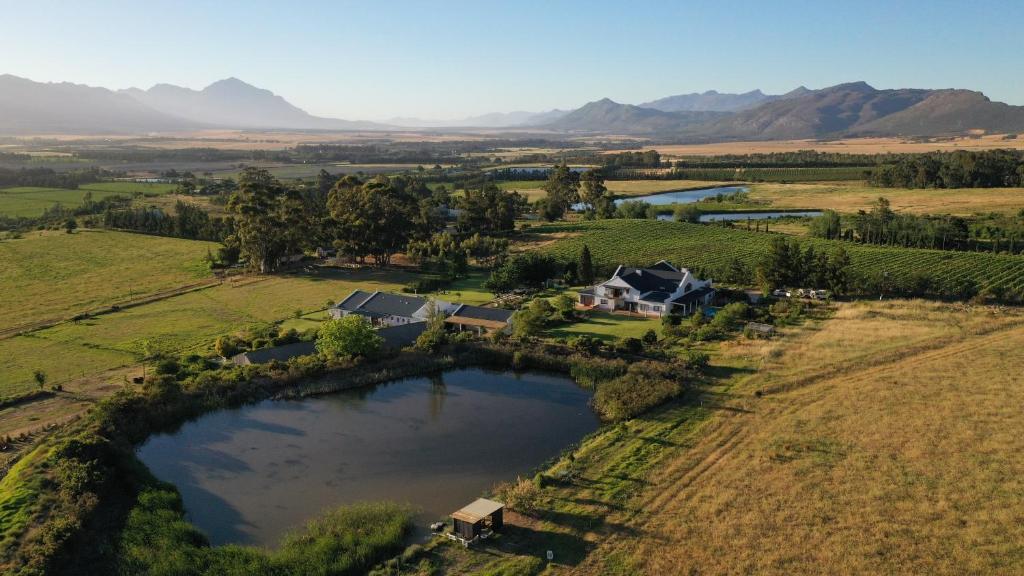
[614,167,869,182]
[538,219,1024,295]
[0,230,217,333]
[570,300,1024,574]
[748,181,1024,216]
[0,182,176,218]
[631,134,1024,156]
[79,181,178,195]
[0,187,120,218]
[208,163,437,180]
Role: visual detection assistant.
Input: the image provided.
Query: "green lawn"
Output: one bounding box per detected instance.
[440,273,495,305]
[0,182,175,218]
[547,310,661,342]
[0,230,217,333]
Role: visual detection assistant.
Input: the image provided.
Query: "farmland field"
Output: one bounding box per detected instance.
[0,182,176,217]
[748,181,1024,216]
[538,219,1024,295]
[632,134,1024,156]
[0,230,216,332]
[0,268,416,402]
[491,179,734,202]
[569,300,1024,574]
[616,166,869,182]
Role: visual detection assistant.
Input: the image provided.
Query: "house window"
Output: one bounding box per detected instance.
[600,299,607,305]
[653,306,661,312]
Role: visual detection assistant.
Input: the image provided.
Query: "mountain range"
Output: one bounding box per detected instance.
[2,74,1024,140]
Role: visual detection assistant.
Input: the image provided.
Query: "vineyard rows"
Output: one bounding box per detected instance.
[541,219,1024,296]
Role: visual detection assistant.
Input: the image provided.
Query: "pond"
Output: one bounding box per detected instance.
[655,210,824,222]
[572,185,750,212]
[136,368,598,548]
[618,185,749,206]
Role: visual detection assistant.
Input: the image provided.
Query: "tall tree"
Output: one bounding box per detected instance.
[227,168,287,273]
[540,164,580,221]
[579,244,595,285]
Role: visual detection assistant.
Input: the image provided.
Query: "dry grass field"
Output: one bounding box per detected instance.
[568,300,1024,575]
[634,134,1024,157]
[748,181,1024,216]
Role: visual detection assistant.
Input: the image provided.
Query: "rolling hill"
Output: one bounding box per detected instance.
[684,82,1024,140]
[543,98,728,134]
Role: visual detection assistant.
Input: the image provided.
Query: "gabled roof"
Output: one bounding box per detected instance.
[449,304,513,323]
[638,291,671,303]
[452,498,504,524]
[338,290,375,311]
[337,290,428,318]
[672,286,715,305]
[232,340,316,365]
[648,260,679,272]
[611,266,686,294]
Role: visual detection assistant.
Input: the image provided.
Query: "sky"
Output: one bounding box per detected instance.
[2,0,1022,121]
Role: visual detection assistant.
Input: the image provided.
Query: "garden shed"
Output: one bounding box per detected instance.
[450,498,504,543]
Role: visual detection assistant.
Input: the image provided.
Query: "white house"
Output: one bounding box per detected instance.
[330,290,458,327]
[577,260,714,317]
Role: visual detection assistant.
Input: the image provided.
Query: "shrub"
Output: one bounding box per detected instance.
[494,476,541,516]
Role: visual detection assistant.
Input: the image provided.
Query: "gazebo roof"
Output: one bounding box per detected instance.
[451,498,504,523]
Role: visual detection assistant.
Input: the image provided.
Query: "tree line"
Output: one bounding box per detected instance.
[810,198,1023,254]
[0,166,106,189]
[868,149,1024,188]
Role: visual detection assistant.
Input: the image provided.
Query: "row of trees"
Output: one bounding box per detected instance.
[102,201,234,242]
[0,166,106,189]
[755,236,852,295]
[809,198,1023,254]
[599,150,661,168]
[868,149,1024,188]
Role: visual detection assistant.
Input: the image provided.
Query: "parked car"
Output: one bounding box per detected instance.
[772,289,791,298]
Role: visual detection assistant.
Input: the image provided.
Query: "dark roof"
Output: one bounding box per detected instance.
[338,290,375,311]
[450,304,513,323]
[613,266,685,294]
[648,260,679,272]
[377,321,427,348]
[344,291,428,317]
[638,291,671,303]
[671,286,715,305]
[232,340,316,365]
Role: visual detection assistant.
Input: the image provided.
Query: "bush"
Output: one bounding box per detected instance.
[494,476,541,516]
[153,358,180,377]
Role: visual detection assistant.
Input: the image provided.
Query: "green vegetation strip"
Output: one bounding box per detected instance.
[539,219,1024,295]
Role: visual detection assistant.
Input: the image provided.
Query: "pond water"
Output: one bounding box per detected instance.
[655,210,824,222]
[619,185,749,206]
[572,185,750,212]
[136,369,598,548]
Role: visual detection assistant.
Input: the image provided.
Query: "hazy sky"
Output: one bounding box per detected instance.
[3,0,1022,120]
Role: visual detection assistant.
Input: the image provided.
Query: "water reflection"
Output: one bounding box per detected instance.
[137,369,597,548]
